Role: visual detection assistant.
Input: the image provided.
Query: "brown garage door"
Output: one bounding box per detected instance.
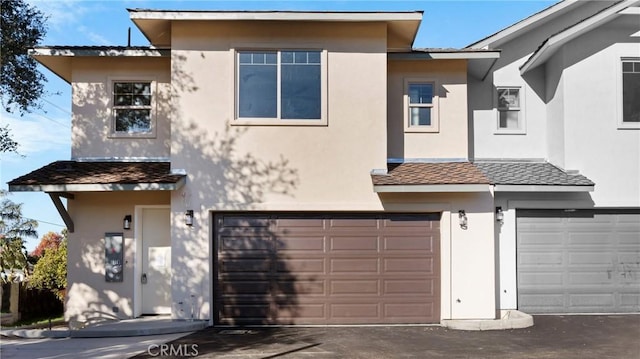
[214,213,440,325]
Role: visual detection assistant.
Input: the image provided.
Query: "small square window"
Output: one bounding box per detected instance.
[496,87,524,133]
[112,81,153,135]
[405,81,438,132]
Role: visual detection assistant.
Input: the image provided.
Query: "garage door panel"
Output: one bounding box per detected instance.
[329,236,379,251]
[517,210,640,314]
[222,216,271,228]
[330,258,379,273]
[276,236,325,251]
[215,213,441,324]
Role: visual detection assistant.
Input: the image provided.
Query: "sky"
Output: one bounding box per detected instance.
[0,0,556,251]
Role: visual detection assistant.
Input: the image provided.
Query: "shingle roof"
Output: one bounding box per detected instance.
[8,161,184,186]
[474,161,594,186]
[371,162,491,186]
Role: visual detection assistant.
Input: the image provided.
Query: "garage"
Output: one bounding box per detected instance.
[517,209,640,314]
[214,213,440,325]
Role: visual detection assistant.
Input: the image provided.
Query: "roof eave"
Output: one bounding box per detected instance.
[493,184,594,192]
[373,184,491,193]
[388,50,501,60]
[9,177,186,193]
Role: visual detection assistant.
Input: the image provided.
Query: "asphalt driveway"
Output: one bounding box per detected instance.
[131,315,640,358]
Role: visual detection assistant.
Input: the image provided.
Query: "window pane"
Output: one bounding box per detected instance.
[623,72,640,122]
[114,83,132,94]
[634,62,640,73]
[498,88,519,109]
[239,63,277,118]
[115,109,151,132]
[281,63,321,119]
[133,95,151,106]
[281,51,294,64]
[114,94,132,106]
[499,110,520,129]
[623,62,634,73]
[409,84,433,105]
[133,83,150,95]
[239,53,252,64]
[410,107,431,126]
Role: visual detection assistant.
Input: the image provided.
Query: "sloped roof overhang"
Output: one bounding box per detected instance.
[28,46,170,83]
[8,161,186,193]
[128,9,423,50]
[520,0,639,74]
[388,48,501,80]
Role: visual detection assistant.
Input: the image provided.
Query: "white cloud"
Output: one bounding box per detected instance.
[2,112,70,159]
[27,0,88,32]
[77,25,114,46]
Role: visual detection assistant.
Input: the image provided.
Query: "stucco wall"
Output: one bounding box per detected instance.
[550,16,640,207]
[71,57,171,159]
[168,20,391,321]
[387,59,469,159]
[66,191,169,322]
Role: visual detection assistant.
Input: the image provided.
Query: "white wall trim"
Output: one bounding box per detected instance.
[494,185,594,192]
[374,184,491,193]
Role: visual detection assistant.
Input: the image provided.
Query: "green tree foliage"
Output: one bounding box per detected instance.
[0,191,38,283]
[29,235,67,301]
[0,126,18,153]
[0,0,48,114]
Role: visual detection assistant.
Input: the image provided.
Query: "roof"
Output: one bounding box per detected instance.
[29,47,169,83]
[388,48,501,60]
[474,161,594,192]
[127,9,423,50]
[8,161,186,192]
[371,162,492,193]
[467,0,580,49]
[520,0,638,73]
[371,160,595,193]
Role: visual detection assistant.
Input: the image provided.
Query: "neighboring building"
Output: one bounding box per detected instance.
[8,1,639,326]
[467,0,640,314]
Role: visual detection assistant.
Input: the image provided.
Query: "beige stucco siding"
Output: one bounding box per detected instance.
[71,57,171,159]
[65,191,169,322]
[387,59,469,159]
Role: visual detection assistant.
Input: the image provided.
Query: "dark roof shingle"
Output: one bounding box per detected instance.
[372,162,491,186]
[474,161,594,186]
[8,161,184,186]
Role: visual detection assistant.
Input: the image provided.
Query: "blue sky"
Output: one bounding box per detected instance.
[0,0,555,251]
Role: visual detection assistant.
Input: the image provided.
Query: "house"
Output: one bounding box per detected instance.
[7,1,639,327]
[467,0,640,314]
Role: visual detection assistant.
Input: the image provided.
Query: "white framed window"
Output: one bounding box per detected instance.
[619,59,640,129]
[404,79,439,133]
[110,80,156,138]
[235,49,326,125]
[495,86,525,134]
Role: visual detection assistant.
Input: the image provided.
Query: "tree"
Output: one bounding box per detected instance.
[31,231,63,258]
[0,126,18,154]
[0,191,38,283]
[0,0,48,114]
[29,235,66,301]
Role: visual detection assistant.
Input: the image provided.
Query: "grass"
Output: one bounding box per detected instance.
[3,314,66,329]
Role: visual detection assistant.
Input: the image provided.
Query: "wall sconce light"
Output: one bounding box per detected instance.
[185,210,194,226]
[496,207,504,224]
[123,215,132,230]
[458,210,468,230]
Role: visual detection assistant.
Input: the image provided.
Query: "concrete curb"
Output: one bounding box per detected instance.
[441,310,534,331]
[1,321,207,339]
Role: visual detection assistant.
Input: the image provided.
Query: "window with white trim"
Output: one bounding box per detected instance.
[496,87,523,133]
[237,50,322,121]
[622,60,640,124]
[404,80,439,132]
[112,82,153,134]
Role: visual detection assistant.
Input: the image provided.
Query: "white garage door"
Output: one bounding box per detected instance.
[517,209,640,313]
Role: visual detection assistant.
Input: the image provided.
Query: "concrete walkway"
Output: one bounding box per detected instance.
[0,316,207,339]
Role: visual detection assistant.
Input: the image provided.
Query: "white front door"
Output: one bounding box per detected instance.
[141,208,171,314]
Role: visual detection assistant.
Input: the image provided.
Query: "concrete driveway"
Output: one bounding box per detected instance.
[131,315,640,359]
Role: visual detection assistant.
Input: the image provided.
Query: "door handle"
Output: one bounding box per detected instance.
[141,273,147,284]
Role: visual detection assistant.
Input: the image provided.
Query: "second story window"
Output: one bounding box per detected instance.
[113,82,152,134]
[404,79,439,133]
[237,50,323,123]
[622,60,640,125]
[496,87,524,134]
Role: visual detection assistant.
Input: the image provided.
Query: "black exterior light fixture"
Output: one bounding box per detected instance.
[496,207,504,224]
[185,210,194,226]
[458,210,468,230]
[123,215,132,230]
